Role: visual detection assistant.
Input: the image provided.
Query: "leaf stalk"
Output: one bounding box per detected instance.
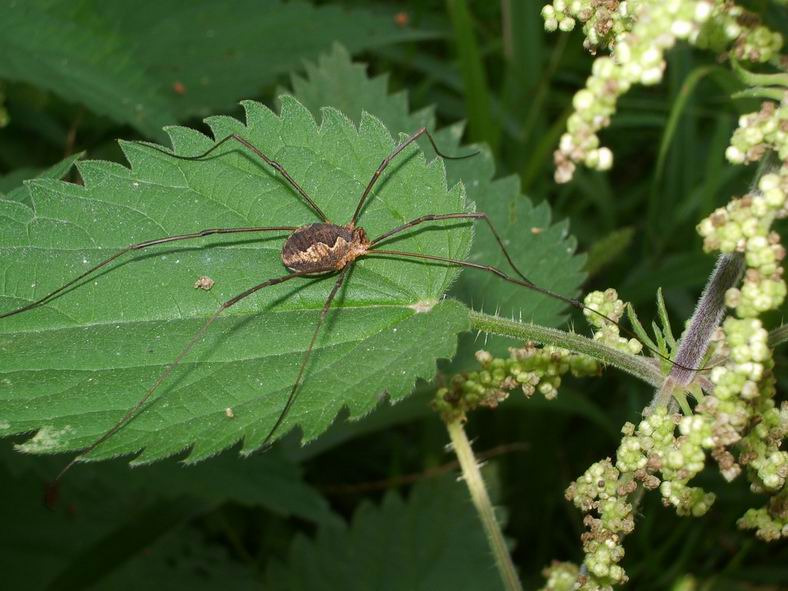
[468,309,666,387]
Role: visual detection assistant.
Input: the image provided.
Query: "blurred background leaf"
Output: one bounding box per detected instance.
[0,0,428,145]
[264,472,507,591]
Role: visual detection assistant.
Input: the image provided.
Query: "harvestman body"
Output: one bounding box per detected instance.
[281,224,369,274]
[1,125,699,485]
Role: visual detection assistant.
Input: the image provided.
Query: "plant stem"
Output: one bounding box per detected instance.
[446,419,523,591]
[468,309,666,387]
[650,253,745,410]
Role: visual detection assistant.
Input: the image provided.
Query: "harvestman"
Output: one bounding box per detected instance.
[1,127,696,483]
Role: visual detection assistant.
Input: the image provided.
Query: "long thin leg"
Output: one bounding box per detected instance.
[260,264,351,449]
[0,226,296,319]
[367,249,706,373]
[370,212,531,284]
[53,269,314,483]
[140,133,329,223]
[351,128,477,226]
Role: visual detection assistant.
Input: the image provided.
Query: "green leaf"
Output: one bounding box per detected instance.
[654,65,721,184]
[264,474,506,591]
[655,287,677,349]
[44,499,208,591]
[730,58,788,89]
[1,152,84,204]
[626,303,658,353]
[0,0,428,138]
[287,44,435,135]
[651,321,667,356]
[0,96,471,464]
[290,44,585,348]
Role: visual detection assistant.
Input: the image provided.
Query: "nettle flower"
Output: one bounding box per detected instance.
[564,459,633,588]
[698,169,788,318]
[433,291,649,423]
[726,101,788,164]
[584,289,642,355]
[542,0,784,182]
[693,100,788,541]
[536,3,786,589]
[561,408,722,588]
[540,561,582,591]
[433,340,601,423]
[622,409,717,515]
[737,488,788,541]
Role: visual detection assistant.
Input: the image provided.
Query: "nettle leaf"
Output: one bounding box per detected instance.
[290,45,586,360]
[264,474,506,591]
[0,96,472,464]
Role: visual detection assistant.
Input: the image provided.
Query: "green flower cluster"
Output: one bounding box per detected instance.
[583,289,643,355]
[543,0,715,182]
[726,100,788,164]
[737,488,788,541]
[541,0,635,50]
[657,414,717,515]
[541,0,784,183]
[540,561,582,591]
[559,407,723,590]
[696,94,788,534]
[740,393,787,493]
[617,409,716,516]
[701,318,788,540]
[696,104,788,539]
[697,170,788,318]
[535,3,787,588]
[724,8,784,64]
[564,459,633,589]
[433,342,599,423]
[704,318,773,433]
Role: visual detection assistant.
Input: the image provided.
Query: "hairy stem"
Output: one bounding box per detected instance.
[446,419,523,591]
[468,310,666,387]
[650,253,745,409]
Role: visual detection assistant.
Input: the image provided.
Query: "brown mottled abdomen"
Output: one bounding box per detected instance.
[282,223,358,274]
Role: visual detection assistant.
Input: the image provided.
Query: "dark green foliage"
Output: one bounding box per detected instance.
[264,474,506,591]
[0,0,425,139]
[0,2,786,590]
